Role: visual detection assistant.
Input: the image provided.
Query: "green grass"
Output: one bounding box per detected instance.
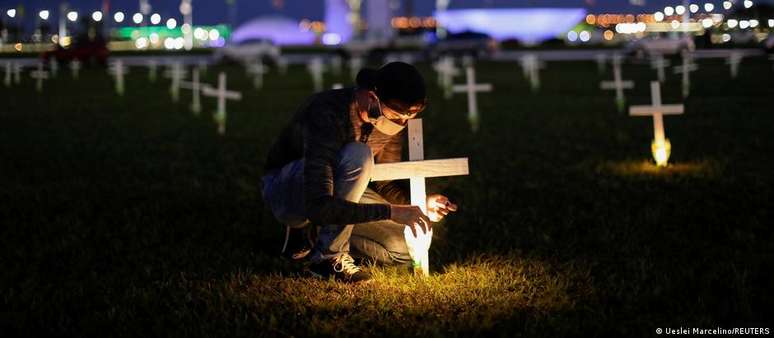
[1,54,773,337]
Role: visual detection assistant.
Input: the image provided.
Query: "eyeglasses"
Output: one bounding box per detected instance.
[381,100,425,121]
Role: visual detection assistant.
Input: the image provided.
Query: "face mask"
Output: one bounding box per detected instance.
[367,95,406,136]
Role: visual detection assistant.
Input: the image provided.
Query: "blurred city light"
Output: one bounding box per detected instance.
[166,18,177,29]
[114,12,125,23]
[92,11,103,22]
[654,11,665,22]
[6,9,16,18]
[133,13,143,24]
[689,4,699,13]
[566,30,578,42]
[704,3,715,12]
[150,13,161,25]
[727,19,738,28]
[664,6,675,16]
[743,0,753,9]
[675,5,685,15]
[723,1,733,10]
[67,11,78,22]
[39,10,50,21]
[579,30,591,42]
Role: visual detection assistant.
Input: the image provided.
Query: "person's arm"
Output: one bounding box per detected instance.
[303,110,391,225]
[371,131,411,205]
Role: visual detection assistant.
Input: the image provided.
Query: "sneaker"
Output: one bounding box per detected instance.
[280,224,314,261]
[307,253,372,283]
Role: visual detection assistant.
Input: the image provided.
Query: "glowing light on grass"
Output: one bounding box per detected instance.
[651,138,672,167]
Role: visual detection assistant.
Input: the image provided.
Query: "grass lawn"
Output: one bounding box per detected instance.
[1,54,773,337]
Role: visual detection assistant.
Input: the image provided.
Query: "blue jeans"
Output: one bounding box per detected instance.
[262,142,411,265]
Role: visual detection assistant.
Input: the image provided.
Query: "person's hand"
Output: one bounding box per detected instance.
[390,205,431,237]
[426,194,458,222]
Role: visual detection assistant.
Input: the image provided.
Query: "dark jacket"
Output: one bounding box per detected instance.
[264,88,409,226]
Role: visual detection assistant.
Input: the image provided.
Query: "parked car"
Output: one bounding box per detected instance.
[625,36,695,57]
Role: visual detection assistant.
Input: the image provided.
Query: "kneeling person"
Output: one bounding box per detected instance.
[262,62,457,283]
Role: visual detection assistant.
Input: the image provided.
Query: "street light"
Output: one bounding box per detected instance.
[92,11,103,22]
[132,13,143,24]
[6,9,16,18]
[39,10,50,20]
[166,18,177,29]
[150,13,161,25]
[114,12,125,23]
[67,11,78,22]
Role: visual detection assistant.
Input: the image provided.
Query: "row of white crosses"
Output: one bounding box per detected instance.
[629,81,685,167]
[600,54,634,112]
[3,61,22,87]
[372,119,469,276]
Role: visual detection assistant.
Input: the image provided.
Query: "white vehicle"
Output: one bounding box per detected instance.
[626,36,696,56]
[214,39,281,64]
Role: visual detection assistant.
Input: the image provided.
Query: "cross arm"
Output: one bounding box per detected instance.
[629,104,684,116]
[371,158,469,181]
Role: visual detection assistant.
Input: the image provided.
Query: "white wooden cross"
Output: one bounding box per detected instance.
[246,60,268,90]
[650,53,671,83]
[520,54,544,92]
[3,62,11,87]
[165,62,188,102]
[147,59,158,82]
[180,67,202,115]
[202,72,242,135]
[674,51,698,98]
[725,51,743,79]
[349,56,364,81]
[276,56,289,75]
[371,118,469,276]
[629,81,684,167]
[453,65,493,132]
[109,59,129,96]
[330,55,342,76]
[70,60,81,79]
[600,54,634,112]
[307,58,326,93]
[595,54,607,75]
[434,56,459,99]
[30,62,49,93]
[49,58,59,77]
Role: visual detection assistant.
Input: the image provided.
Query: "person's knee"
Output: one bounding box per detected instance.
[338,142,374,177]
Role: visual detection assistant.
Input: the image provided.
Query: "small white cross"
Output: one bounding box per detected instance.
[372,119,469,276]
[49,58,59,77]
[349,56,364,81]
[70,60,81,79]
[629,81,685,167]
[650,53,671,83]
[520,54,544,92]
[673,51,698,98]
[725,51,743,79]
[164,62,188,102]
[595,54,607,74]
[12,63,22,84]
[30,62,49,93]
[246,60,268,90]
[452,65,493,132]
[180,67,203,115]
[3,62,11,87]
[330,55,343,76]
[433,56,459,99]
[147,59,158,82]
[202,72,242,135]
[307,58,326,93]
[600,54,634,112]
[109,59,129,96]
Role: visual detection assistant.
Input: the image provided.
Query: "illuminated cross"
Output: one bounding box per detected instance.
[70,60,81,79]
[433,56,459,99]
[674,51,698,98]
[49,58,59,77]
[165,62,188,102]
[520,54,544,92]
[600,54,634,112]
[307,58,326,93]
[246,60,268,89]
[349,56,364,81]
[30,62,49,93]
[109,59,129,96]
[372,118,469,276]
[629,81,684,167]
[202,72,242,135]
[179,67,202,115]
[452,65,493,132]
[650,53,670,83]
[725,51,743,79]
[147,59,158,82]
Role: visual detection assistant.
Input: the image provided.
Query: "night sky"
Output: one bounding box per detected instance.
[2,0,773,26]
